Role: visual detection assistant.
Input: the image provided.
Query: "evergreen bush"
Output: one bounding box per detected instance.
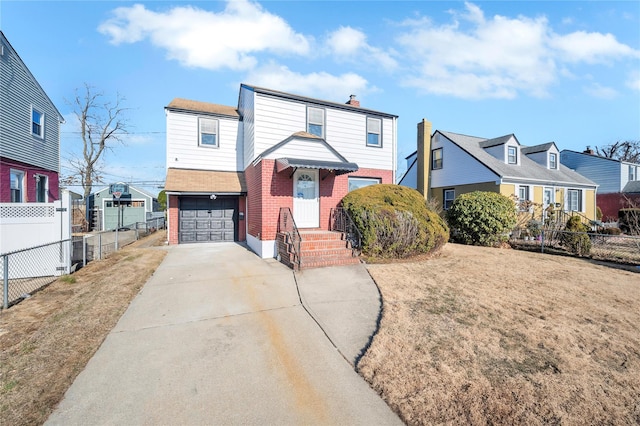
[341,184,449,258]
[445,191,517,246]
[560,215,591,256]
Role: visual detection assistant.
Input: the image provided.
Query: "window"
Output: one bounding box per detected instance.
[32,107,44,138]
[549,153,557,169]
[348,177,381,192]
[567,189,582,212]
[444,189,455,210]
[10,170,24,202]
[366,117,382,147]
[199,117,218,147]
[518,186,530,211]
[307,107,324,138]
[629,165,637,182]
[35,175,48,202]
[432,148,443,170]
[508,146,517,164]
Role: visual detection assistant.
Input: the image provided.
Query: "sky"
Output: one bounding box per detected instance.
[2,0,639,196]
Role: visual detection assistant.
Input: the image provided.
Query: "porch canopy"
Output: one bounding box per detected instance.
[275,157,358,176]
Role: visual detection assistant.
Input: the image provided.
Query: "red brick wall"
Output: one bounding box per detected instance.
[245,162,263,239]
[598,192,640,222]
[238,196,247,241]
[168,194,179,244]
[0,157,59,202]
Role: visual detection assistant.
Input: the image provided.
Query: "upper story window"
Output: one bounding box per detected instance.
[629,165,637,181]
[32,107,44,138]
[432,148,443,170]
[10,170,24,202]
[508,146,517,164]
[549,153,557,169]
[366,117,382,147]
[307,107,324,138]
[199,117,218,147]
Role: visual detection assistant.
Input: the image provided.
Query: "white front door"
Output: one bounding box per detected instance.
[293,169,319,228]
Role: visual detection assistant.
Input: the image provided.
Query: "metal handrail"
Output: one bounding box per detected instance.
[278,208,301,269]
[330,207,362,256]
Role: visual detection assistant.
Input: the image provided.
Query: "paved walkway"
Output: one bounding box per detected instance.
[46,243,402,425]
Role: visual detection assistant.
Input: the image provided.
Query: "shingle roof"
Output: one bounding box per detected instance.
[165,98,239,117]
[521,142,556,154]
[622,180,640,193]
[438,131,596,186]
[479,134,516,148]
[165,168,246,193]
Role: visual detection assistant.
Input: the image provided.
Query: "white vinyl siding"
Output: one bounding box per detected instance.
[262,138,343,162]
[249,93,395,171]
[430,133,498,188]
[0,33,60,172]
[166,110,241,171]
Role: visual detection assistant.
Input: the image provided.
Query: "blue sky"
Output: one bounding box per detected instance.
[2,0,639,195]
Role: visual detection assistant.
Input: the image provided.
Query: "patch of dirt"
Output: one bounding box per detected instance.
[0,231,167,426]
[360,243,640,425]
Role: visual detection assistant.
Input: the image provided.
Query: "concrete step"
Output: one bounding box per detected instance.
[298,230,344,241]
[300,256,361,269]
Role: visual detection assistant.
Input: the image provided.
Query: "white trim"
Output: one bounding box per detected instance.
[246,233,276,258]
[10,169,25,202]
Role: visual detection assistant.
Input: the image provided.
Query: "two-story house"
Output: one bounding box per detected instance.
[400,120,598,222]
[164,84,397,263]
[0,31,64,203]
[560,148,640,221]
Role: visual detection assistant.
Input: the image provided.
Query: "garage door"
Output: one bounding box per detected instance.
[179,197,237,243]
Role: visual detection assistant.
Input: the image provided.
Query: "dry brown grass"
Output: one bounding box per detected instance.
[361,243,640,425]
[0,231,167,426]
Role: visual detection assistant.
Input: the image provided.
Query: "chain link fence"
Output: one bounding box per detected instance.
[1,240,71,309]
[510,229,640,264]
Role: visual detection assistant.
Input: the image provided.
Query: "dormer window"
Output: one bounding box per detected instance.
[508,146,517,164]
[549,153,557,169]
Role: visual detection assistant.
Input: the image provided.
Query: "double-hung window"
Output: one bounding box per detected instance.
[629,165,636,182]
[443,189,455,210]
[32,107,44,138]
[518,186,530,211]
[10,170,24,202]
[549,153,557,169]
[432,148,443,170]
[307,107,324,138]
[199,117,218,147]
[508,146,517,164]
[366,117,382,147]
[567,189,581,212]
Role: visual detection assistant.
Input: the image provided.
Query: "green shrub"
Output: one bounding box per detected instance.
[561,215,591,256]
[341,184,449,258]
[445,191,517,246]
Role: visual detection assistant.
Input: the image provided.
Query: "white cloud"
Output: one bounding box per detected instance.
[243,62,370,100]
[584,83,618,99]
[626,71,640,92]
[98,1,310,71]
[325,26,397,72]
[395,2,639,100]
[550,31,639,64]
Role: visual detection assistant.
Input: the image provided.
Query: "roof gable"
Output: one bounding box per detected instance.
[255,132,349,164]
[165,98,239,118]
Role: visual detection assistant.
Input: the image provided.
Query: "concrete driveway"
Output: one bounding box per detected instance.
[46,242,402,425]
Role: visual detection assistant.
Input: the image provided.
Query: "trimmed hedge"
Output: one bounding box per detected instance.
[560,215,591,256]
[445,191,517,246]
[341,184,449,258]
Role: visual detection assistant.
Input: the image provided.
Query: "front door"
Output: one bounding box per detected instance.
[293,169,319,228]
[543,187,554,222]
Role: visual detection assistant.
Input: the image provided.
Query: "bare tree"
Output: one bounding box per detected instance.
[63,84,129,199]
[595,140,640,163]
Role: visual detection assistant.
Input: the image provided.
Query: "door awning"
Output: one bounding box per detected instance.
[275,158,359,176]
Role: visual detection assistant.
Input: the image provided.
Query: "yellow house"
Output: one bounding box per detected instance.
[399,120,598,223]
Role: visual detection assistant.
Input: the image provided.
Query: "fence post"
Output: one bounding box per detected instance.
[115,227,119,251]
[83,235,88,266]
[541,230,545,253]
[3,255,8,309]
[98,233,102,260]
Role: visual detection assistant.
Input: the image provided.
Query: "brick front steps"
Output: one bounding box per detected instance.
[276,230,360,270]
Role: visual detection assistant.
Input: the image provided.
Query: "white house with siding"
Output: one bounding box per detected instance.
[164,84,397,263]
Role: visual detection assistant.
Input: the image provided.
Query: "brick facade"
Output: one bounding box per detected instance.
[0,157,59,203]
[168,194,179,244]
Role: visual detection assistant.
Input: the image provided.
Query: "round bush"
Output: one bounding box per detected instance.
[446,191,517,246]
[341,184,449,258]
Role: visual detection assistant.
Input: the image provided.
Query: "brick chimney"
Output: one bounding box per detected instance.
[346,94,360,107]
[584,146,595,155]
[417,119,433,199]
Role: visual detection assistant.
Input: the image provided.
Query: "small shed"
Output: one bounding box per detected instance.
[90,183,156,231]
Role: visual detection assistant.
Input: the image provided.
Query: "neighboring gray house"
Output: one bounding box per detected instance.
[0,31,64,203]
[560,148,640,220]
[89,183,157,231]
